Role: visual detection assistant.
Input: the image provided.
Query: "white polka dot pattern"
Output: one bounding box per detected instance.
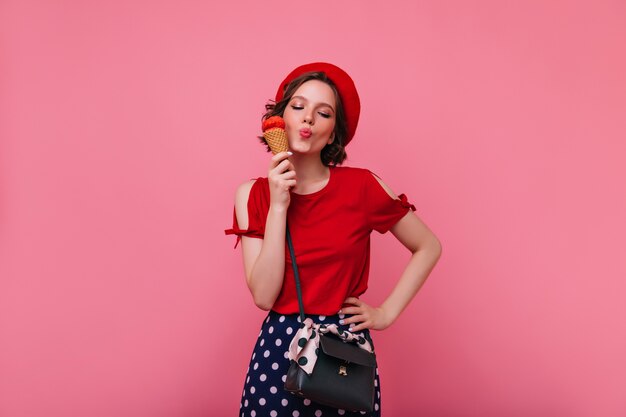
[239,311,381,416]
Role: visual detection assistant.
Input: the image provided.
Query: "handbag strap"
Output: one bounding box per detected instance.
[286,223,306,323]
[285,223,376,350]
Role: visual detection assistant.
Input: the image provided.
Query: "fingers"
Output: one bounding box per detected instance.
[343,297,361,306]
[271,159,294,174]
[343,314,371,333]
[342,313,366,325]
[268,152,296,191]
[282,170,296,179]
[341,312,365,326]
[270,151,292,168]
[340,298,367,327]
[350,322,369,333]
[339,298,380,331]
[269,152,295,181]
[267,151,295,208]
[270,162,296,191]
[339,306,361,315]
[339,297,364,318]
[282,179,297,191]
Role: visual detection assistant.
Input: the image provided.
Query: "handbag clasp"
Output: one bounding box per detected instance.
[338,365,348,376]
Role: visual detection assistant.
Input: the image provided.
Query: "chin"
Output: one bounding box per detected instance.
[289,143,311,153]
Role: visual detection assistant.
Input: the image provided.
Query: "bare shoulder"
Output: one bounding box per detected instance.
[368,171,399,199]
[234,179,257,229]
[235,179,257,204]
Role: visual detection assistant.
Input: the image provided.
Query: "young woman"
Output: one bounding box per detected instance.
[226,62,442,417]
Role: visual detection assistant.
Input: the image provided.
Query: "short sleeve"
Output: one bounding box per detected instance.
[363,170,416,234]
[224,178,269,248]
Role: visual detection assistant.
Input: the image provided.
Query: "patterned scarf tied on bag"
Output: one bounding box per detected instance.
[287,317,374,374]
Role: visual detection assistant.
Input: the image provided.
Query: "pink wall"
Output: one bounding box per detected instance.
[1,1,625,416]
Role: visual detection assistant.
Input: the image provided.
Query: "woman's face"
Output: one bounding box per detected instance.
[282,80,336,156]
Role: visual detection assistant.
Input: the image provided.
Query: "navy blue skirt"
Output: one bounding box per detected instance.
[239,310,382,417]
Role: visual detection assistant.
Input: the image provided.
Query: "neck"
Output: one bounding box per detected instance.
[289,154,330,193]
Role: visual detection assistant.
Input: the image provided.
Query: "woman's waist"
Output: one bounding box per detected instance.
[265,309,360,332]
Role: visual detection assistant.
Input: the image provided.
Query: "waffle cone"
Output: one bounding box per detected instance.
[263,128,289,154]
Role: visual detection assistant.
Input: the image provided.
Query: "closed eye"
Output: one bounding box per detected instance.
[318,112,331,119]
[290,105,303,110]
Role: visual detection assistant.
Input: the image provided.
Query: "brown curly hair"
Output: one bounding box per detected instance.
[258,71,348,166]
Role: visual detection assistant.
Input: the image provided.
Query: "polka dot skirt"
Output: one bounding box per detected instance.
[240,310,382,417]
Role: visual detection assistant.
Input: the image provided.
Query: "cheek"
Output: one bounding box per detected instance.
[282,108,298,126]
[323,119,336,135]
[283,117,297,131]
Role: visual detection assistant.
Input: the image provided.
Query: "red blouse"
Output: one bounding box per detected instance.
[225,166,416,315]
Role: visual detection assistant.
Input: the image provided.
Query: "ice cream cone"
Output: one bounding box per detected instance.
[263,128,288,154]
[262,116,289,154]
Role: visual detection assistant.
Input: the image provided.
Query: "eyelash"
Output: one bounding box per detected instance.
[290,105,331,119]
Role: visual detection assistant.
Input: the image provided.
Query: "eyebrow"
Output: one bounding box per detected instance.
[290,96,335,113]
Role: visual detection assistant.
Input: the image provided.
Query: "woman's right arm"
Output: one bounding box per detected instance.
[234,151,296,310]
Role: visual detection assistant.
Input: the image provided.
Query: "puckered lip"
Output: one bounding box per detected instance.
[299,128,312,138]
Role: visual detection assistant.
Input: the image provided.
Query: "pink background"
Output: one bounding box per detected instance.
[1,1,625,416]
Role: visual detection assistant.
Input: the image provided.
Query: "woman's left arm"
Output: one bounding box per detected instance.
[340,178,442,332]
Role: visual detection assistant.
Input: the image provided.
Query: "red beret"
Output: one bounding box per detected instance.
[275,62,361,146]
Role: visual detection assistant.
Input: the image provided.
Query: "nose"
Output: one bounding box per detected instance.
[303,109,314,125]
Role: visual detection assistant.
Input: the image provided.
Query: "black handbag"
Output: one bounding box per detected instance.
[283,224,377,412]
